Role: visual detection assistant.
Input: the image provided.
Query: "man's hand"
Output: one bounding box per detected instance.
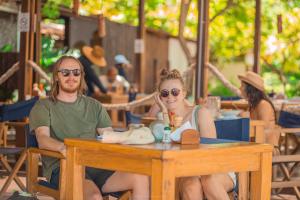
[59,145,66,157]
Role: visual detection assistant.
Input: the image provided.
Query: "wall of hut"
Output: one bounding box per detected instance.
[0,10,18,51]
[145,29,169,93]
[0,52,19,101]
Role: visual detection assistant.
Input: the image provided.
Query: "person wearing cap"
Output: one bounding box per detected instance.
[79,45,107,95]
[99,66,130,93]
[238,71,280,148]
[114,54,131,81]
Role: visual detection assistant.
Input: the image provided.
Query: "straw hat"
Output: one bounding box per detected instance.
[238,71,264,91]
[82,45,107,67]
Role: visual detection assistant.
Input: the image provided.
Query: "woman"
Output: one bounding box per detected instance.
[154,69,234,200]
[238,71,280,147]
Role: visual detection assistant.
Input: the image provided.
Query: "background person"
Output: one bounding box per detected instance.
[238,71,280,148]
[79,45,107,95]
[99,66,130,93]
[114,54,132,81]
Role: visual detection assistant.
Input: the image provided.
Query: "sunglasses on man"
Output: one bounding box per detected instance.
[160,88,181,98]
[58,69,81,77]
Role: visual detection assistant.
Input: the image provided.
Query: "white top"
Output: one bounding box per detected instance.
[99,75,130,92]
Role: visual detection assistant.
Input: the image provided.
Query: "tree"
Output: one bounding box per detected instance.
[42,0,300,97]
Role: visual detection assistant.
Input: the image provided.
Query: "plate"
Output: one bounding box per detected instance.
[220,110,241,117]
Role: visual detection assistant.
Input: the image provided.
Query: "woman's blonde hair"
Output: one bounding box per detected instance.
[50,56,87,102]
[158,68,185,90]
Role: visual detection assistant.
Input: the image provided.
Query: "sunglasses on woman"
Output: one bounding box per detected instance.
[160,88,181,98]
[58,69,81,77]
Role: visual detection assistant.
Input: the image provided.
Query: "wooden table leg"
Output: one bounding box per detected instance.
[111,110,118,126]
[250,151,272,200]
[151,159,175,200]
[66,146,84,200]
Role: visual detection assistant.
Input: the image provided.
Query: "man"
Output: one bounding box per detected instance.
[79,45,107,95]
[99,66,130,93]
[114,54,132,81]
[29,56,149,200]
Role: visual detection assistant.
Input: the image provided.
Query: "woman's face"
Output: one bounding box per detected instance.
[239,82,247,99]
[159,79,186,110]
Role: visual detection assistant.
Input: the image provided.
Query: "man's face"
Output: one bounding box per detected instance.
[108,69,117,83]
[57,59,81,94]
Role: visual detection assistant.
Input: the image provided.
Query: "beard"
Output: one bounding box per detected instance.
[59,79,80,93]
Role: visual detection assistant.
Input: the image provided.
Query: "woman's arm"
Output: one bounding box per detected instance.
[256,100,279,146]
[197,107,217,138]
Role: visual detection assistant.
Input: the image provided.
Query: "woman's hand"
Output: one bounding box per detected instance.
[154,92,167,113]
[239,111,249,118]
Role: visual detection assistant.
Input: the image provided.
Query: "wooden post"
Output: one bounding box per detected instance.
[72,0,79,16]
[35,0,41,64]
[19,0,30,101]
[136,0,145,93]
[253,0,261,73]
[195,0,209,99]
[33,0,41,83]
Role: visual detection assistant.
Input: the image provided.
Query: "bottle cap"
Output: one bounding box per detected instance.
[164,126,171,131]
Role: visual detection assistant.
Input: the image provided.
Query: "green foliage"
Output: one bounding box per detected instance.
[0,44,13,52]
[42,0,72,19]
[40,36,66,68]
[209,79,235,97]
[42,0,300,97]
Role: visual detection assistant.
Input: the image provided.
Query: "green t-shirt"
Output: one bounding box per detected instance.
[29,95,112,180]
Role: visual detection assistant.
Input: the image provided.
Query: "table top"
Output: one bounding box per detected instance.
[65,138,272,159]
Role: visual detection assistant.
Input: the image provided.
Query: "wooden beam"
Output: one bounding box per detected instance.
[195,0,209,99]
[136,0,145,93]
[253,0,261,73]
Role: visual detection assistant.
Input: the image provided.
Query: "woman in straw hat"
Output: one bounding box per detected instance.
[78,45,108,95]
[238,71,280,148]
[155,69,234,200]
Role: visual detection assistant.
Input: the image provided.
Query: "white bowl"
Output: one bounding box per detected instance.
[221,110,241,117]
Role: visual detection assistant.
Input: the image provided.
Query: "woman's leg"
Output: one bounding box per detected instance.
[102,171,149,200]
[201,174,233,200]
[179,177,203,200]
[83,179,103,200]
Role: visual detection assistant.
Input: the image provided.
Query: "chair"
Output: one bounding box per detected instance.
[125,92,141,125]
[278,110,300,155]
[215,118,250,141]
[272,109,300,198]
[215,118,250,200]
[0,97,38,196]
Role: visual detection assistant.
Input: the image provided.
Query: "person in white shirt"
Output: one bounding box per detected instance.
[99,67,130,93]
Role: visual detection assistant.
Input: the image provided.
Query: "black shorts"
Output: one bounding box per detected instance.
[50,167,115,193]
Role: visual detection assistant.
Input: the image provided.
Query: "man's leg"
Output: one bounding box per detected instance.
[102,171,149,200]
[50,167,103,200]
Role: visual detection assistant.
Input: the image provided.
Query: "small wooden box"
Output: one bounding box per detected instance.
[180,129,200,145]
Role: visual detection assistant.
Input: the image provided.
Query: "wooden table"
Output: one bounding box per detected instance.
[221,100,249,110]
[65,138,273,200]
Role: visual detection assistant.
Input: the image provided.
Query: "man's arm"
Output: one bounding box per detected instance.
[96,127,113,136]
[35,126,66,156]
